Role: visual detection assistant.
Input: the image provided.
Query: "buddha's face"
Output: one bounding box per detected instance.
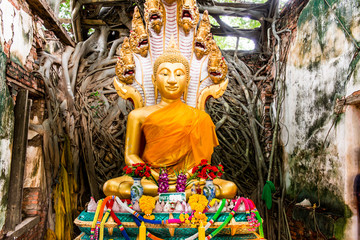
[156,62,187,100]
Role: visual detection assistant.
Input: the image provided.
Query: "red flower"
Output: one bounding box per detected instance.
[124,163,152,179]
[219,164,224,171]
[200,168,207,179]
[192,161,225,180]
[201,159,208,165]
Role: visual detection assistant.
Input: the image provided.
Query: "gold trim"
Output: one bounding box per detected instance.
[114,77,145,109]
[196,78,229,111]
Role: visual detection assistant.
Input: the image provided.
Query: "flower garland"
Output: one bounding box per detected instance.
[158,168,169,193]
[99,199,115,240]
[90,197,130,240]
[90,199,103,240]
[128,202,163,240]
[176,171,187,192]
[179,213,190,224]
[139,195,156,220]
[93,196,114,239]
[108,209,131,240]
[89,196,262,240]
[188,194,209,227]
[205,197,246,239]
[115,196,219,240]
[247,199,264,237]
[185,198,226,240]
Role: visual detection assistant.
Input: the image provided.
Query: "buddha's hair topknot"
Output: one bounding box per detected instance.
[153,36,190,81]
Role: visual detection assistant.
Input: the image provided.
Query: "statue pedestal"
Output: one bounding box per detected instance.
[74,211,264,240]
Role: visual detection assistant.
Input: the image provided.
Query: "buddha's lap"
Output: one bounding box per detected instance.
[103,175,237,199]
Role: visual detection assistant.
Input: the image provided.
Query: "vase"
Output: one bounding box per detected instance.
[203,179,216,201]
[131,178,143,203]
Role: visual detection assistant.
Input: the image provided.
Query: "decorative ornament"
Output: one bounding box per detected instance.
[130,178,144,203]
[203,179,216,201]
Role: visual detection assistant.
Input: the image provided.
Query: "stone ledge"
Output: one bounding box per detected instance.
[5,216,40,239]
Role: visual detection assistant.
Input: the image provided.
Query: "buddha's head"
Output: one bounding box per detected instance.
[153,38,190,101]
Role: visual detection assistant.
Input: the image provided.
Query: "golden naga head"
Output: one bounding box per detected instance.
[194,10,212,60]
[208,40,228,84]
[144,0,164,34]
[178,0,199,35]
[130,7,149,58]
[116,37,136,84]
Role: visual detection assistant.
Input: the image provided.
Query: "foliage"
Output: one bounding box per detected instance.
[208,14,259,50]
[59,0,73,35]
[214,36,255,50]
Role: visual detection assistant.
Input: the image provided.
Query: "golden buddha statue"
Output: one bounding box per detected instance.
[103,40,237,199]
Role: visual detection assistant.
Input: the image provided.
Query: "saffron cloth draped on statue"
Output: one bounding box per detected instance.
[141,99,218,172]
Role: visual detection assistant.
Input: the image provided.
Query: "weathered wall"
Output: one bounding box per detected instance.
[0,48,14,234]
[0,0,33,232]
[0,0,34,66]
[282,0,360,238]
[0,0,47,235]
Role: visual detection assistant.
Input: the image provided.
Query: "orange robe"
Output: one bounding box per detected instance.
[141,99,219,172]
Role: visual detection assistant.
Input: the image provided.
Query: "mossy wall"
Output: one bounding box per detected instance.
[0,48,14,231]
[283,0,360,238]
[0,0,36,231]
